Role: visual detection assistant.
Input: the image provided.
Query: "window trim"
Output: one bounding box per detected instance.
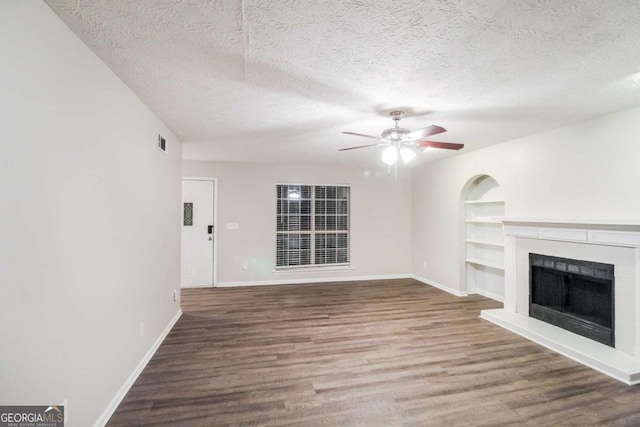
[275,183,350,270]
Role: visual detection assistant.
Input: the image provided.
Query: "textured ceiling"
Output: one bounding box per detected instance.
[46,0,640,167]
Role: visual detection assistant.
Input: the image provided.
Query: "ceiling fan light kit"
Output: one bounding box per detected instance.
[381,146,397,165]
[340,110,464,166]
[400,147,416,163]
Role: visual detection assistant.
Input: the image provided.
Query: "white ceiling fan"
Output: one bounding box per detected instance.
[340,110,464,165]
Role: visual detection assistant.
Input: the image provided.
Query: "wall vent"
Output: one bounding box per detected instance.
[158,134,167,152]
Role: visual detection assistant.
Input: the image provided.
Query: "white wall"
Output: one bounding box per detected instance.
[0,2,181,425]
[182,161,412,285]
[412,106,640,293]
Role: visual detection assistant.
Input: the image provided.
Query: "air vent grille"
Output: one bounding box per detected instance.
[158,134,167,152]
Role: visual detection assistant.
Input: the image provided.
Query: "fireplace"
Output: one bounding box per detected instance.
[480,219,640,384]
[529,253,614,347]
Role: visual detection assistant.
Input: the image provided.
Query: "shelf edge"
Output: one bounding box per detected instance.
[465,258,505,270]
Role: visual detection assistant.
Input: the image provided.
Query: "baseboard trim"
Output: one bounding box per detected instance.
[411,275,468,297]
[94,309,183,427]
[216,274,412,287]
[181,284,214,289]
[469,288,505,302]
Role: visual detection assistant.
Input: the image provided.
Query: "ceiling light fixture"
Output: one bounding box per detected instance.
[400,147,416,163]
[340,110,464,168]
[381,145,416,165]
[381,146,397,165]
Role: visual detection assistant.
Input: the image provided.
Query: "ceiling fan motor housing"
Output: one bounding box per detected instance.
[381,127,411,141]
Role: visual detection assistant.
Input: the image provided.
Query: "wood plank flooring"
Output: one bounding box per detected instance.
[108,279,640,426]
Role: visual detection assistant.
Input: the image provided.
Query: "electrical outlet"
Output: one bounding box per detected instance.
[242,261,248,271]
[423,261,427,269]
[173,290,178,302]
[139,322,144,337]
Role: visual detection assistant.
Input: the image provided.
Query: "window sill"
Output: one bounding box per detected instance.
[273,265,353,274]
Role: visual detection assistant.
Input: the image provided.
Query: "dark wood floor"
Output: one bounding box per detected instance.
[108,279,640,426]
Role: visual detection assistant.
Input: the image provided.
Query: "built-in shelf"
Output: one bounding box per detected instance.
[465,239,505,247]
[464,176,505,299]
[465,200,505,205]
[466,257,505,270]
[465,218,503,224]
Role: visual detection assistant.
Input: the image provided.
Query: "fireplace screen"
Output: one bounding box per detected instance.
[529,253,614,347]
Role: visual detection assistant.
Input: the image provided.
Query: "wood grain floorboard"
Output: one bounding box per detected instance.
[107,279,640,426]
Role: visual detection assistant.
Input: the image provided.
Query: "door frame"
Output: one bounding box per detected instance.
[182,176,218,287]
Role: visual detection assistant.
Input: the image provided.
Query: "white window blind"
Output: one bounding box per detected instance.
[276,184,350,269]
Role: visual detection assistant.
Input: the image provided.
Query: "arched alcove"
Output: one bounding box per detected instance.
[461,175,505,302]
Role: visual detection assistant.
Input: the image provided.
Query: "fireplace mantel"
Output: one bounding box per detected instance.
[502,218,640,228]
[481,218,640,385]
[501,218,640,247]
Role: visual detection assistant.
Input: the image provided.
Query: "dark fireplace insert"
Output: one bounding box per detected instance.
[529,253,614,347]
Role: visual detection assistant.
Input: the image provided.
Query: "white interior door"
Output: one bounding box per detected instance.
[181,179,215,287]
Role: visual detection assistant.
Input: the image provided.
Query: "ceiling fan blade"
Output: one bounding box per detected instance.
[342,131,381,140]
[417,141,464,150]
[406,125,446,140]
[338,143,383,151]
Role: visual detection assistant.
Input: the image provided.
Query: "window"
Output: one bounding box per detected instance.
[276,184,350,269]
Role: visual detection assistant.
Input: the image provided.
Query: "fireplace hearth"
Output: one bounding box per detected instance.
[529,253,614,347]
